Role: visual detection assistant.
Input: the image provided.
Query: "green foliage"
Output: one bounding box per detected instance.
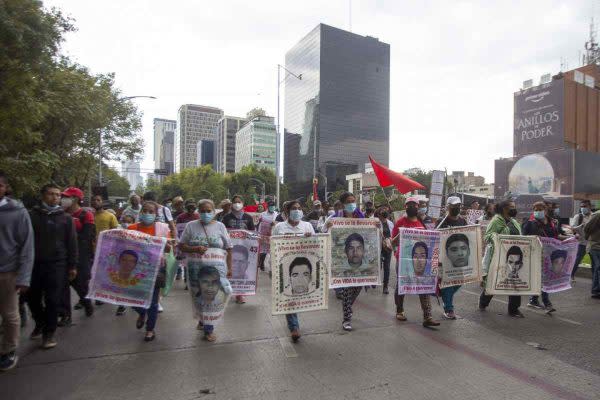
[103,167,131,197]
[245,107,266,121]
[402,168,433,191]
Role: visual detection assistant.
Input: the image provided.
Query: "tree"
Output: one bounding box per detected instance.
[103,167,131,197]
[246,107,266,120]
[402,168,433,192]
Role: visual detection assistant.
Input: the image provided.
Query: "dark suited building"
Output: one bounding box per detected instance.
[284,24,390,199]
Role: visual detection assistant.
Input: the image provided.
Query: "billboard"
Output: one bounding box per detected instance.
[514,79,564,156]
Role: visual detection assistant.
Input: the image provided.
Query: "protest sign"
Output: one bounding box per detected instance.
[229,230,259,295]
[246,212,261,227]
[466,209,485,225]
[185,249,231,324]
[540,237,578,293]
[438,225,483,288]
[88,229,166,308]
[176,222,187,239]
[329,218,381,288]
[397,228,440,294]
[271,234,329,315]
[485,234,542,295]
[258,212,276,254]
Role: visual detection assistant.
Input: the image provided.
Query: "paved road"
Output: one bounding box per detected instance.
[1,269,599,400]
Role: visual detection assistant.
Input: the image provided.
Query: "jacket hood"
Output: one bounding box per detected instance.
[0,197,24,212]
[32,203,65,216]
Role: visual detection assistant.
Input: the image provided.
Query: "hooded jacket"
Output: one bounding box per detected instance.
[0,198,34,286]
[30,204,78,268]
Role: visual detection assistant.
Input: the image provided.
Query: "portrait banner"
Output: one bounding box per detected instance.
[397,228,440,294]
[246,212,261,227]
[438,225,483,288]
[176,222,188,239]
[329,218,381,288]
[258,213,276,254]
[466,209,485,225]
[485,234,542,295]
[540,237,578,293]
[229,230,259,295]
[271,234,329,315]
[88,229,166,308]
[185,249,231,325]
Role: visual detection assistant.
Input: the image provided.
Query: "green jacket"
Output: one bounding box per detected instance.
[484,214,522,244]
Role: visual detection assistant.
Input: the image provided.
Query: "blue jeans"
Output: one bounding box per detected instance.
[133,286,160,332]
[286,313,299,332]
[203,324,214,334]
[440,285,461,312]
[591,249,600,295]
[529,291,551,307]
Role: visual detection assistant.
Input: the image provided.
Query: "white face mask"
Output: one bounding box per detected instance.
[61,198,73,209]
[232,203,243,211]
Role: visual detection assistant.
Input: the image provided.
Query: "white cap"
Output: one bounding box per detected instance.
[405,196,420,204]
[447,196,462,205]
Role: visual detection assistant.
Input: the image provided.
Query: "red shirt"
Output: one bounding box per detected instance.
[72,207,95,232]
[176,212,200,224]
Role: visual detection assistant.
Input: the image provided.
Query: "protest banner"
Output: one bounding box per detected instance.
[271,234,329,315]
[438,225,483,288]
[397,228,440,294]
[88,229,166,308]
[176,222,187,239]
[246,212,261,227]
[329,218,381,288]
[466,209,485,225]
[485,234,542,295]
[229,229,259,295]
[540,237,578,293]
[185,248,231,324]
[258,213,276,254]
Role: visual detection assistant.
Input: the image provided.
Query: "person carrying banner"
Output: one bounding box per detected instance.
[479,199,525,317]
[272,200,315,342]
[522,201,558,312]
[570,200,593,280]
[179,199,233,342]
[127,201,172,341]
[436,196,468,320]
[257,200,278,271]
[391,196,440,327]
[377,208,394,295]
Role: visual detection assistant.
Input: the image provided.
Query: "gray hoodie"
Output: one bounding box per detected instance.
[0,197,34,286]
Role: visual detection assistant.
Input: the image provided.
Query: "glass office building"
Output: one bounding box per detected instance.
[284,24,390,198]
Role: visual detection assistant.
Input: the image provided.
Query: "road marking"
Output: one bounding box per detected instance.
[461,289,583,326]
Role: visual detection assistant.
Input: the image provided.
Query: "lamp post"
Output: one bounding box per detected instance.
[315,171,328,202]
[249,178,266,203]
[98,95,156,186]
[276,64,302,210]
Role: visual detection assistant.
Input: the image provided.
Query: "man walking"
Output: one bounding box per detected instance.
[584,209,600,299]
[0,172,34,370]
[570,200,593,279]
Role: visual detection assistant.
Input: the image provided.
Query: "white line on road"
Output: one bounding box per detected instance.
[461,289,583,326]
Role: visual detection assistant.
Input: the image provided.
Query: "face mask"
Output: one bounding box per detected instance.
[508,209,518,218]
[344,203,357,213]
[61,198,73,209]
[327,210,335,216]
[449,208,460,217]
[406,208,418,218]
[200,212,214,224]
[268,206,275,213]
[418,207,427,214]
[186,206,196,213]
[166,202,172,209]
[581,207,590,215]
[140,213,156,225]
[289,209,303,221]
[533,211,545,220]
[232,203,243,211]
[554,208,560,216]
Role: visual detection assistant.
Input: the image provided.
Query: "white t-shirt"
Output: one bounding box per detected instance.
[180,220,232,249]
[272,220,315,236]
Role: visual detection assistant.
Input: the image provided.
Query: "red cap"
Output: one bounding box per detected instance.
[62,187,84,201]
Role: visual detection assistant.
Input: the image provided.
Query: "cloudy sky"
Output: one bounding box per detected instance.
[44,0,595,182]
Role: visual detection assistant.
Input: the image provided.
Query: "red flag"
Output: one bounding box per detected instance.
[369,155,425,194]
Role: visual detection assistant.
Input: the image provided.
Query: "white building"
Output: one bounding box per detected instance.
[120,160,144,191]
[153,118,176,181]
[214,116,246,174]
[234,116,276,172]
[175,104,223,172]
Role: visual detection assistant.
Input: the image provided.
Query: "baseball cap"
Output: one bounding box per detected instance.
[62,187,84,201]
[313,200,322,206]
[219,199,232,207]
[405,196,420,205]
[447,196,462,205]
[184,198,196,206]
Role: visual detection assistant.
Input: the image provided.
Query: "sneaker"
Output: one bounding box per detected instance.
[0,352,18,371]
[545,306,557,314]
[204,333,217,342]
[144,331,156,342]
[30,325,43,340]
[136,314,146,330]
[57,316,72,327]
[382,286,389,295]
[342,321,352,331]
[157,303,164,313]
[41,335,57,349]
[423,318,441,327]
[115,306,126,316]
[591,293,600,299]
[527,302,543,310]
[83,300,94,317]
[291,329,301,343]
[442,311,457,320]
[235,296,246,304]
[509,310,525,318]
[395,312,407,321]
[184,285,188,291]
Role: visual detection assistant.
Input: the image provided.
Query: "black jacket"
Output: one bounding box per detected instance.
[30,205,78,267]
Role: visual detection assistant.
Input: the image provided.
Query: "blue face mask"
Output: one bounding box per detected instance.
[419,207,428,214]
[581,207,590,215]
[200,212,214,224]
[268,206,275,213]
[344,203,357,213]
[140,213,156,225]
[533,211,545,220]
[554,208,560,216]
[289,209,303,221]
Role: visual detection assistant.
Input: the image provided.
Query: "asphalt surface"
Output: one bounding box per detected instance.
[1,266,599,400]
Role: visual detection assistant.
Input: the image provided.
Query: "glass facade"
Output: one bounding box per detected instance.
[214,116,246,174]
[284,24,390,198]
[175,105,223,172]
[235,117,277,173]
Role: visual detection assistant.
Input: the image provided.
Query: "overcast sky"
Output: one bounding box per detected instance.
[44,0,596,182]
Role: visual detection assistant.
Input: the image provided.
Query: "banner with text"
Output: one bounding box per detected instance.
[540,237,578,293]
[229,230,259,295]
[397,228,440,294]
[438,225,483,288]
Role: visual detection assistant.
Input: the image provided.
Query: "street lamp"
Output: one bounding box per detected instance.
[98,95,157,186]
[315,171,328,202]
[249,178,266,202]
[276,64,302,210]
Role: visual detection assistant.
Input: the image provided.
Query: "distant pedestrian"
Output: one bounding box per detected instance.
[121,194,142,222]
[570,200,593,279]
[584,209,600,299]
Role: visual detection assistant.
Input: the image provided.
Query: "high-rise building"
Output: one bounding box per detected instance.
[284,24,390,198]
[153,118,176,180]
[175,104,223,172]
[214,116,247,174]
[235,116,276,172]
[196,140,215,167]
[120,159,144,191]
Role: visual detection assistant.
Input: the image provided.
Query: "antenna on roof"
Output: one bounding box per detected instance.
[583,17,600,65]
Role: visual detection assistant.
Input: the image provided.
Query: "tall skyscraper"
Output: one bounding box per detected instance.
[284,24,390,198]
[214,116,247,174]
[175,104,223,172]
[235,116,276,173]
[196,140,215,167]
[153,118,176,180]
[120,159,144,191]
